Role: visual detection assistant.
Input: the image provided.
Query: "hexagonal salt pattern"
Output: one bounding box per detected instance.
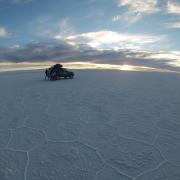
[0,149,28,180]
[79,122,119,148]
[1,70,180,180]
[98,137,164,177]
[0,100,25,130]
[26,141,104,180]
[136,162,180,180]
[7,127,46,151]
[93,166,132,180]
[0,130,11,148]
[46,121,82,141]
[154,130,180,166]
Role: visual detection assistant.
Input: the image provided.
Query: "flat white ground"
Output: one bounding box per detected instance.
[0,70,180,180]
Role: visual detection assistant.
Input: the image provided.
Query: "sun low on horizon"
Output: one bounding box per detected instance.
[0,0,180,73]
[1,1,180,179]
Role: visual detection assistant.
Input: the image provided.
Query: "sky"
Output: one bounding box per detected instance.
[0,0,180,72]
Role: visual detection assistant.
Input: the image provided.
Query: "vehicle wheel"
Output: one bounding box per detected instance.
[51,76,57,81]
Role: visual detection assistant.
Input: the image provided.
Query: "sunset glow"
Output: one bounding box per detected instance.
[0,0,180,72]
[0,62,178,74]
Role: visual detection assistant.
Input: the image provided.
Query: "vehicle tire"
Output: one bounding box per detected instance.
[51,76,57,81]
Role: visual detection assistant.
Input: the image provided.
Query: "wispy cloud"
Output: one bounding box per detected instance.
[167,1,180,14]
[58,18,75,36]
[13,0,34,3]
[55,30,163,50]
[113,0,159,24]
[112,13,141,24]
[0,0,35,4]
[165,21,180,28]
[27,16,56,38]
[0,27,7,37]
[28,17,75,39]
[165,1,180,29]
[118,0,159,13]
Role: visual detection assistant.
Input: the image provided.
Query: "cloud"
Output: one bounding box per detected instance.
[28,16,57,38]
[0,41,81,62]
[12,0,33,3]
[28,17,75,39]
[118,0,159,13]
[55,30,163,50]
[145,51,180,61]
[58,18,75,36]
[0,0,35,3]
[164,1,180,28]
[167,1,180,14]
[0,27,7,37]
[0,39,179,72]
[114,0,160,24]
[144,51,180,68]
[112,13,141,24]
[165,21,180,28]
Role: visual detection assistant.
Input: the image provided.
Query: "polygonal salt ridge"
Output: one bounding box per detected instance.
[93,165,132,180]
[30,92,41,100]
[22,100,47,116]
[136,162,180,180]
[1,98,22,113]
[78,104,110,124]
[26,141,104,180]
[157,119,180,132]
[10,116,26,130]
[45,121,83,142]
[0,130,11,148]
[97,136,164,178]
[0,104,26,130]
[24,112,54,131]
[79,122,119,148]
[116,119,159,144]
[7,126,46,151]
[0,149,28,180]
[29,97,47,109]
[154,129,180,166]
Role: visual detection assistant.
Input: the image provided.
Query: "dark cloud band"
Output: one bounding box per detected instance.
[0,40,179,72]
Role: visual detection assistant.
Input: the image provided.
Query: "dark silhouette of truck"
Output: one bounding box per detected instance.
[45,64,74,80]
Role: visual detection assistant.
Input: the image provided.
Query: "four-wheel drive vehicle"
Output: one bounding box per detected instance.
[45,64,74,81]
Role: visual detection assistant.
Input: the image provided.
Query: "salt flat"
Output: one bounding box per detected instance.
[0,70,180,180]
